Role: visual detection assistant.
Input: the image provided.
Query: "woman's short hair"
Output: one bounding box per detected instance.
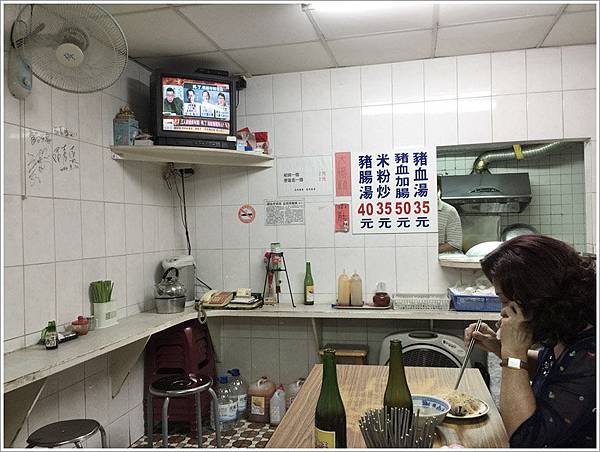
[481,234,596,346]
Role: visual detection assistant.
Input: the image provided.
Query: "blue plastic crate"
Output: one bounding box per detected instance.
[448,288,501,312]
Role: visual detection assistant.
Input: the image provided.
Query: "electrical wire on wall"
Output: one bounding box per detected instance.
[164,164,212,290]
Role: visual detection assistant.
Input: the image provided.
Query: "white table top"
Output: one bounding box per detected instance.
[4,303,498,393]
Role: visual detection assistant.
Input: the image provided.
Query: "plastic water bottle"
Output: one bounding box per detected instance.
[228,368,248,420]
[214,376,238,431]
[269,385,286,426]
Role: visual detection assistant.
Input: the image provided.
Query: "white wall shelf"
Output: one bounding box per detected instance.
[4,303,497,394]
[110,145,274,168]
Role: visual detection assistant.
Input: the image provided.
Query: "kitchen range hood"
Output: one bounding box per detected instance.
[440,173,532,214]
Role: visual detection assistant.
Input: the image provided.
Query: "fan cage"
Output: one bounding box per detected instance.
[13,3,128,93]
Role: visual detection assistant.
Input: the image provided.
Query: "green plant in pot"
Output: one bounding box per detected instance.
[90,280,118,329]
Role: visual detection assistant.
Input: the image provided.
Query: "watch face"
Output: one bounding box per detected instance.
[507,357,521,369]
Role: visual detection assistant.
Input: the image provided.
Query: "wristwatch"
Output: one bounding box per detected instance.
[500,357,529,370]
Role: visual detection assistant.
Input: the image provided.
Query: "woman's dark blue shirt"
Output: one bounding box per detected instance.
[510,328,596,448]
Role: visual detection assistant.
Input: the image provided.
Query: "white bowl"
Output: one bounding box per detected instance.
[412,394,451,427]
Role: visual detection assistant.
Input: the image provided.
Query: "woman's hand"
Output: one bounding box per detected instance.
[464,322,501,358]
[499,301,533,359]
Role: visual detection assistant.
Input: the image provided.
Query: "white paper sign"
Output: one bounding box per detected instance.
[277,156,333,197]
[265,199,305,225]
[351,147,437,234]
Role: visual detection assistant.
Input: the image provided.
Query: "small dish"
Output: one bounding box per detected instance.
[445,398,489,420]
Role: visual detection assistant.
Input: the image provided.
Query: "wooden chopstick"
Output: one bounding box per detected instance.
[454,318,482,390]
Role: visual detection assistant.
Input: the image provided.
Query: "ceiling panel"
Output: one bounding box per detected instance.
[565,4,597,13]
[114,9,217,57]
[178,4,317,50]
[436,16,554,57]
[311,2,434,40]
[227,42,332,75]
[543,11,597,47]
[135,51,244,75]
[101,4,169,15]
[439,3,562,26]
[329,30,432,67]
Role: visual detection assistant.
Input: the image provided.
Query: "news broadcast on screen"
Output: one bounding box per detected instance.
[161,76,231,135]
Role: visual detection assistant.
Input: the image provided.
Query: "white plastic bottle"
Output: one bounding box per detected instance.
[228,368,248,420]
[213,376,238,431]
[269,385,287,426]
[285,378,305,409]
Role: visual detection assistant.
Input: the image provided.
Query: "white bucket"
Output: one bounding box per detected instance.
[93,301,118,329]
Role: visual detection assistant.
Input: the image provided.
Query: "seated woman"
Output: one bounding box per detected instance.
[465,235,595,448]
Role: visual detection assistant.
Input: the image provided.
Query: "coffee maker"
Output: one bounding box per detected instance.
[161,255,196,305]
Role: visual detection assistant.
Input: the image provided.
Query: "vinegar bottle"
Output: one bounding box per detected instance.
[337,270,350,306]
[384,340,413,420]
[314,349,347,448]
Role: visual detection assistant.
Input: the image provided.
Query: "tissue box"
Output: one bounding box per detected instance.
[448,288,501,312]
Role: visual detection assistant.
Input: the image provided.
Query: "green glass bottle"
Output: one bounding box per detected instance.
[304,262,314,305]
[314,349,346,448]
[383,340,413,419]
[45,320,58,350]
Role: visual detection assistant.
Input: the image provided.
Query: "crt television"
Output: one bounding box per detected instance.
[150,70,237,149]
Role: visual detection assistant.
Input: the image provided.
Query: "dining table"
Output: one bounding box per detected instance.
[267,364,509,448]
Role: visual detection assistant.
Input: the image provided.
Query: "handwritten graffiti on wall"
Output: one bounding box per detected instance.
[26,129,79,187]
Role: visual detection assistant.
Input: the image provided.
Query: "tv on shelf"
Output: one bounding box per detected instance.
[150,69,237,149]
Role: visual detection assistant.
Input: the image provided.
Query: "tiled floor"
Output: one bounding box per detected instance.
[130,420,275,448]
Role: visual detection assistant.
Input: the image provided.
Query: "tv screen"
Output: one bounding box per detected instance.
[161,75,231,135]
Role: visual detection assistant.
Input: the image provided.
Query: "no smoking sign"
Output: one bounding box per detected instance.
[238,204,256,224]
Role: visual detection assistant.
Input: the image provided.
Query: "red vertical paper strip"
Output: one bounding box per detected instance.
[335,203,350,232]
[335,152,352,197]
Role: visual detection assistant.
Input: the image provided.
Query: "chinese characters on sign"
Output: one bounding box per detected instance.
[351,148,437,234]
[335,152,352,197]
[277,156,333,197]
[265,200,305,226]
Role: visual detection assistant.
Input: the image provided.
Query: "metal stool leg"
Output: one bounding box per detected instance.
[195,391,203,447]
[98,424,108,448]
[208,387,221,448]
[161,397,170,448]
[74,441,83,448]
[146,391,154,448]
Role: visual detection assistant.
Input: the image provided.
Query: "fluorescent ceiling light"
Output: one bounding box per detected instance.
[306,1,406,13]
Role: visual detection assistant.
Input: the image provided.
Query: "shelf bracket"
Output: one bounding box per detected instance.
[4,378,47,447]
[310,318,323,356]
[207,317,223,363]
[108,337,149,398]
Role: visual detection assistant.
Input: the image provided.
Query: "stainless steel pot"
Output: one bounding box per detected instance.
[155,267,186,314]
[501,223,538,241]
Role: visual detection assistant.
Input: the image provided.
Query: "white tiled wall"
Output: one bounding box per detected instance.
[2,4,183,445]
[195,44,597,386]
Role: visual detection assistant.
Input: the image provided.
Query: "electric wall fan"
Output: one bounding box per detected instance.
[9,3,128,98]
